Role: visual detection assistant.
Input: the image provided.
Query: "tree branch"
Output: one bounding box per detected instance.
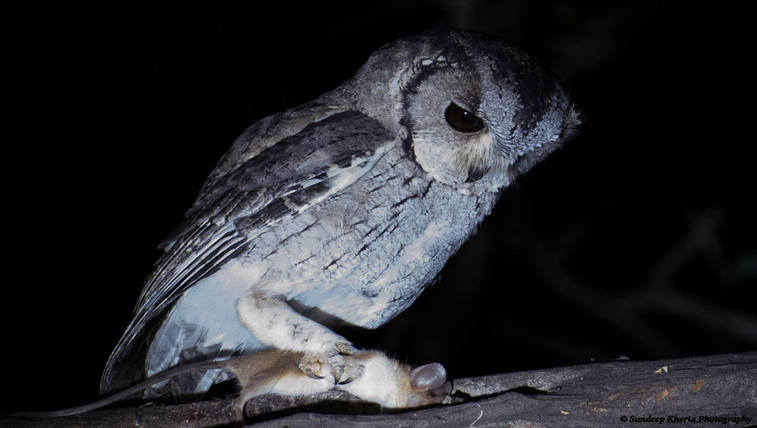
[6,351,756,427]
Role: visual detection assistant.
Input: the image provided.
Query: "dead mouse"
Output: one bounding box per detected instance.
[11,348,450,419]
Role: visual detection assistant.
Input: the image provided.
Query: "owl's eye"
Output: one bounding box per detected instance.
[444,102,485,133]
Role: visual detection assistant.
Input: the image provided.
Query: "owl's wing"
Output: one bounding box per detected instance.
[101,109,395,392]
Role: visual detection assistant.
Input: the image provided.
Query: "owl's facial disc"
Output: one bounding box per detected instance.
[394,30,579,191]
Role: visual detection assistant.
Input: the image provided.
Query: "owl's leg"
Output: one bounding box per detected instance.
[235,292,449,407]
[236,291,358,381]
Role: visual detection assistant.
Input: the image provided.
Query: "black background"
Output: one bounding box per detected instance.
[5,1,756,414]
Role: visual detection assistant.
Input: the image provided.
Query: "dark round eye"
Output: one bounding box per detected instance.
[444,102,485,133]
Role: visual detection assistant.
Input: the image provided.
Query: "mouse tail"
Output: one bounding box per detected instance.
[9,359,228,417]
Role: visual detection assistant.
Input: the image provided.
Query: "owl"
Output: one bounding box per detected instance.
[100,29,580,407]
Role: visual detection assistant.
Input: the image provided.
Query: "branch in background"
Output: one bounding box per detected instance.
[529,208,757,358]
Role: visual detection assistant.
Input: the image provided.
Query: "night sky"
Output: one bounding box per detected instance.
[5,1,755,415]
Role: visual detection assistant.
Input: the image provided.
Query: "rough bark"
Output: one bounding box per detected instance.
[5,351,756,427]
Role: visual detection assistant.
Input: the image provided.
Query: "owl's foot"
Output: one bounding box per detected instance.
[297,353,330,380]
[297,342,362,383]
[330,353,366,385]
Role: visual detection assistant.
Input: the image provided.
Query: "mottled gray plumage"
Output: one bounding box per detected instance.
[101,29,579,398]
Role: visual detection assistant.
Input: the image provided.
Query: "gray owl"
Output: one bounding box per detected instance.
[101,29,580,407]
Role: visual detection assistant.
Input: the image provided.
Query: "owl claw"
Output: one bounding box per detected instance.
[297,348,366,385]
[335,373,360,385]
[297,353,329,379]
[332,355,365,385]
[303,368,325,379]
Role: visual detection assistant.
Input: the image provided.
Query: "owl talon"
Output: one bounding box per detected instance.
[336,374,357,385]
[297,353,329,380]
[330,353,365,385]
[303,368,325,379]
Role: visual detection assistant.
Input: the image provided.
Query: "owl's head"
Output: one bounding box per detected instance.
[348,29,580,193]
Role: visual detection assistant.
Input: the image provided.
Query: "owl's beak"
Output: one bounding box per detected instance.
[509,139,561,179]
[509,105,581,179]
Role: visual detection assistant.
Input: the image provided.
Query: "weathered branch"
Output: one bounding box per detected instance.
[6,351,756,427]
